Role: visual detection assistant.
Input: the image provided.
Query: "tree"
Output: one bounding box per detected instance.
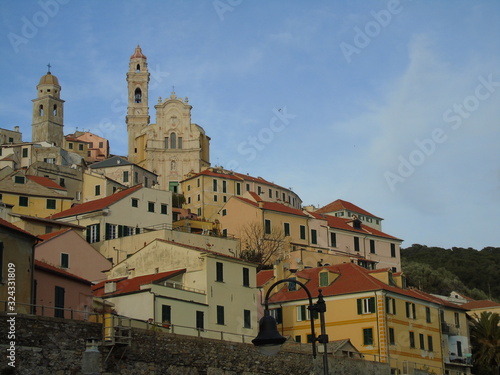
[239,222,288,269]
[470,311,500,375]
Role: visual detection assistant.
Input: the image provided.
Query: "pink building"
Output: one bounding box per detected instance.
[34,260,93,320]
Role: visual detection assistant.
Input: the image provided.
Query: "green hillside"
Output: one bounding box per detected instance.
[400,244,500,302]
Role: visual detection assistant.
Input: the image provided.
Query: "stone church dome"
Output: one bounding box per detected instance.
[38,71,60,86]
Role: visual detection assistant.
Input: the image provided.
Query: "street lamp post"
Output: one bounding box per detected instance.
[252,278,329,375]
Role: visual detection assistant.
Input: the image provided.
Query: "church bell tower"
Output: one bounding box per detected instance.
[126,45,150,162]
[31,65,64,146]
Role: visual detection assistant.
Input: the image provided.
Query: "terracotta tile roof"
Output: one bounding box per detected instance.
[50,184,142,219]
[235,196,308,217]
[35,259,92,285]
[461,300,500,310]
[92,269,186,297]
[265,263,462,308]
[0,218,39,239]
[257,269,275,287]
[316,199,381,219]
[309,212,401,241]
[27,175,66,191]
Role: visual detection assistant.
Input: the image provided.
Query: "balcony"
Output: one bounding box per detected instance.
[441,322,460,336]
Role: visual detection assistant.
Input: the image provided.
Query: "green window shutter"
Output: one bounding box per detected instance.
[118,225,124,238]
[369,297,375,313]
[96,224,100,242]
[276,308,283,324]
[406,302,410,318]
[357,299,362,315]
[86,226,91,242]
[105,223,111,240]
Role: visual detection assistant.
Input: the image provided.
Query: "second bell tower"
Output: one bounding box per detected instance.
[126,45,150,162]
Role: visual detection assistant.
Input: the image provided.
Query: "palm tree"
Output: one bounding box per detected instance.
[470,311,500,375]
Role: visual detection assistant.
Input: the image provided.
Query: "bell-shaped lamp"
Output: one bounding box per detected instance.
[252,313,287,356]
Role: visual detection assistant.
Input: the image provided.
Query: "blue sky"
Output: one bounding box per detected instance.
[1,0,499,249]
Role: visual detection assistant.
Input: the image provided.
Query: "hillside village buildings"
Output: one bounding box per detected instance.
[2,45,495,374]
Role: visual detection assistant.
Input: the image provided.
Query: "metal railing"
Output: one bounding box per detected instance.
[1,300,98,321]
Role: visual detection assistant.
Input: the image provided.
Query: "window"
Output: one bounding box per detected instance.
[14,176,25,184]
[319,272,329,287]
[242,267,250,287]
[236,183,241,195]
[353,219,361,229]
[105,223,118,240]
[46,199,56,209]
[131,198,138,207]
[148,202,155,212]
[19,196,28,207]
[164,137,169,149]
[58,253,69,269]
[389,328,395,345]
[161,204,168,215]
[213,195,218,202]
[22,148,28,157]
[455,312,460,327]
[213,179,217,192]
[295,336,302,343]
[244,310,251,328]
[54,286,65,318]
[284,223,290,237]
[457,340,463,356]
[370,239,376,253]
[409,332,415,348]
[269,308,283,324]
[134,87,142,103]
[59,178,65,187]
[178,137,182,149]
[426,307,431,323]
[99,142,103,148]
[196,311,204,330]
[297,305,308,321]
[311,229,317,244]
[221,209,226,216]
[246,183,250,192]
[419,333,425,350]
[95,185,101,196]
[78,144,84,151]
[357,297,375,314]
[391,243,396,257]
[134,172,139,184]
[222,180,227,193]
[123,171,129,182]
[354,236,360,252]
[86,224,100,243]
[162,305,171,323]
[216,262,224,282]
[406,302,417,319]
[300,225,306,240]
[386,297,397,315]
[264,219,271,234]
[427,335,434,351]
[330,232,337,247]
[216,305,225,325]
[268,189,272,198]
[363,328,373,346]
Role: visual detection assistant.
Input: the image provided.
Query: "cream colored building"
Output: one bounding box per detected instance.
[99,238,258,342]
[51,184,172,263]
[81,170,127,203]
[126,46,210,193]
[89,155,158,188]
[0,126,23,144]
[181,166,303,221]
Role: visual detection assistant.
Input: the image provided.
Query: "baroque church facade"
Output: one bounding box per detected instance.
[126,46,211,193]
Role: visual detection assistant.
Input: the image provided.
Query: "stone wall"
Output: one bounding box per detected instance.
[0,313,389,375]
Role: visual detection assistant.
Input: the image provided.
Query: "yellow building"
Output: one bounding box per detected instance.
[258,263,472,375]
[219,192,402,271]
[181,166,303,221]
[0,172,73,218]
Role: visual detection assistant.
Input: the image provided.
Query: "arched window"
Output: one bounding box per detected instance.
[134,88,142,103]
[170,132,177,149]
[39,105,44,116]
[136,64,141,72]
[53,104,57,116]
